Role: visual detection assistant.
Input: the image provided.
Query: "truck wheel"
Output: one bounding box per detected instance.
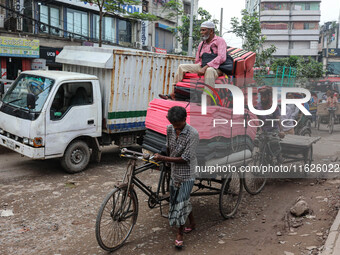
[61,140,90,173]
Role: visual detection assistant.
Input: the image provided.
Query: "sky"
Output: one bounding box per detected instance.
[198,0,340,48]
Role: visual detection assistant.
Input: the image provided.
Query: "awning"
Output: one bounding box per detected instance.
[56,46,114,69]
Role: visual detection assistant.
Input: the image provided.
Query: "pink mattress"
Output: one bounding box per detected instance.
[145,99,258,140]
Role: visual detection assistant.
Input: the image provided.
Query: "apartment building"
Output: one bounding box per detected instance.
[246,0,321,58]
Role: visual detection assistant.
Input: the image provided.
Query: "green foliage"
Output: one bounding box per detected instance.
[174,7,219,52]
[230,9,276,80]
[271,56,324,79]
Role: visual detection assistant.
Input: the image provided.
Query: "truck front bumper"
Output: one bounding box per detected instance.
[0,134,45,159]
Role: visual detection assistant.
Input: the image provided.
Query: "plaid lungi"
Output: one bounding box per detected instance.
[168,178,194,227]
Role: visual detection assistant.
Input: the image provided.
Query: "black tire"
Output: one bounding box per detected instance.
[61,140,90,173]
[329,115,334,134]
[243,153,267,195]
[300,127,311,137]
[219,172,243,219]
[96,187,138,252]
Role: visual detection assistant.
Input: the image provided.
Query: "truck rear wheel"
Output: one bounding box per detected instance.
[61,140,90,173]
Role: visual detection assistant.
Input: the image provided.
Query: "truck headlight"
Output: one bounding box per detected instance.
[0,128,4,135]
[23,137,29,144]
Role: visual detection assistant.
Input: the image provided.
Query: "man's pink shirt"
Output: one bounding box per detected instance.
[195,35,227,69]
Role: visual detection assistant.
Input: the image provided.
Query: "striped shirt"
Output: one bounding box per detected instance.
[166,124,199,182]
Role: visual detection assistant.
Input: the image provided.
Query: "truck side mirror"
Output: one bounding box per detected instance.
[0,82,4,95]
[27,93,36,109]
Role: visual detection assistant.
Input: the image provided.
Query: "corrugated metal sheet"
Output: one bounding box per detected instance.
[60,47,193,133]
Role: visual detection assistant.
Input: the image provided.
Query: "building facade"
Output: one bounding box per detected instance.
[246,0,321,58]
[319,19,340,75]
[0,0,197,80]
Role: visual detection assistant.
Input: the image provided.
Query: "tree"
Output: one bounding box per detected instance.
[230,10,276,78]
[170,7,219,54]
[87,0,157,47]
[271,56,324,79]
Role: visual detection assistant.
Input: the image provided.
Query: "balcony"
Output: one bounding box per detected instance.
[290,16,320,22]
[260,16,290,22]
[263,35,290,41]
[261,10,290,16]
[290,48,318,56]
[261,29,289,35]
[290,29,320,35]
[291,10,321,16]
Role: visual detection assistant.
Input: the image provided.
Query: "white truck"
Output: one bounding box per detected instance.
[0,46,193,173]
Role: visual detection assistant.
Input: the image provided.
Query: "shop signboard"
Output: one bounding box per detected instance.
[55,0,141,14]
[328,49,340,58]
[31,59,47,70]
[0,36,39,58]
[40,47,62,65]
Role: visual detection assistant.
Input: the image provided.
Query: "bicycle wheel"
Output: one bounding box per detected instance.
[329,115,334,134]
[96,186,138,251]
[243,153,267,195]
[219,171,243,219]
[304,146,313,166]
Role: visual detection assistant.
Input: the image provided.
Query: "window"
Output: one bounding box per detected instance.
[118,19,132,43]
[261,22,289,30]
[104,16,115,42]
[184,3,191,15]
[50,82,93,120]
[93,15,116,43]
[293,2,320,11]
[66,9,88,39]
[261,3,290,11]
[39,5,61,35]
[93,14,100,40]
[293,22,319,30]
[155,28,174,52]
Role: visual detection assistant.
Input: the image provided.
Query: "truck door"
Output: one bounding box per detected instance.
[45,81,97,156]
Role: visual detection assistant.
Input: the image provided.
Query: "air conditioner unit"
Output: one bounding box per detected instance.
[133,41,142,49]
[0,14,4,28]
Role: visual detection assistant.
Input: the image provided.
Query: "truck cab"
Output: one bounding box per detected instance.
[0,70,102,173]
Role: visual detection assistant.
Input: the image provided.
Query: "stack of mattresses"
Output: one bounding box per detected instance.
[173,73,232,102]
[143,98,258,164]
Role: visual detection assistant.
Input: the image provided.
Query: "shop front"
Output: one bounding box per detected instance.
[0,36,39,80]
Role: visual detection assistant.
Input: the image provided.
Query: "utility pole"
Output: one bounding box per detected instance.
[188,0,194,56]
[220,8,223,36]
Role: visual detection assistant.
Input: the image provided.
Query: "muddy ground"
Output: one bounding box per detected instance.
[0,125,339,255]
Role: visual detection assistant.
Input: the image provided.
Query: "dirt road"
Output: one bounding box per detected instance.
[0,126,339,255]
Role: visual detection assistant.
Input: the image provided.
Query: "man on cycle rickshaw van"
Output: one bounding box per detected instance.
[326,90,338,110]
[153,106,199,248]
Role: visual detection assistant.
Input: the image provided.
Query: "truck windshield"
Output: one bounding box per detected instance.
[2,74,55,112]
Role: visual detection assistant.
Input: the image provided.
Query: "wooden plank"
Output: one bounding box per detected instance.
[280,135,321,147]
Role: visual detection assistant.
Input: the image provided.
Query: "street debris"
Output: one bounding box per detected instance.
[290,200,310,217]
[0,209,14,217]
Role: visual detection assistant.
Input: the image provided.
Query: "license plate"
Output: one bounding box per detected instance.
[7,139,15,150]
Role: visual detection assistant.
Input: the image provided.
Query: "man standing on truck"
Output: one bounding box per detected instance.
[159,21,227,100]
[153,106,199,248]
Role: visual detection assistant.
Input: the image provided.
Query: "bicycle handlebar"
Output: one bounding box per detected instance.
[120,148,156,161]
